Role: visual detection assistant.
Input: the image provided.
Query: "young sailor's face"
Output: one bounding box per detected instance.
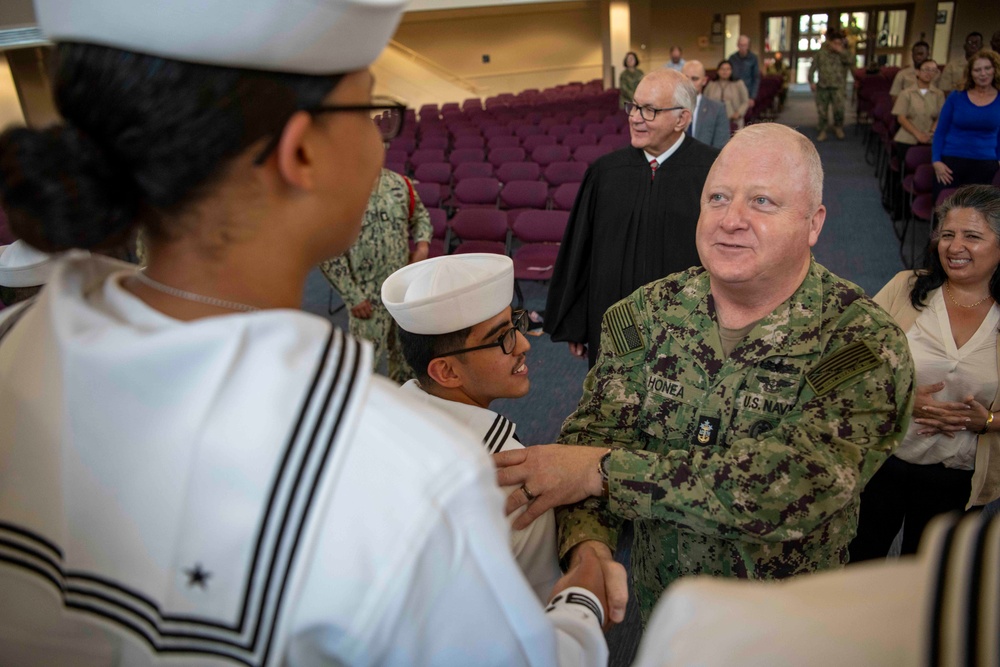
[452,307,531,408]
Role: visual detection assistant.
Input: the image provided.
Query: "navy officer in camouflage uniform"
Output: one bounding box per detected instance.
[321,167,432,383]
[495,123,915,623]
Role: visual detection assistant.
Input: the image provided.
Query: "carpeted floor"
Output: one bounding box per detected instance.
[301,87,917,666]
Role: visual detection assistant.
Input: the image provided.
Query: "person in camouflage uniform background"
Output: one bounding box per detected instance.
[809,29,854,141]
[321,167,432,383]
[494,124,915,625]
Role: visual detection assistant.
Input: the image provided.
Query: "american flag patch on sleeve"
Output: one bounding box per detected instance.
[606,301,644,357]
[806,340,881,396]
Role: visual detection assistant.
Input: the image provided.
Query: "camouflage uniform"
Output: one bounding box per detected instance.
[556,261,914,622]
[809,46,853,132]
[321,169,432,384]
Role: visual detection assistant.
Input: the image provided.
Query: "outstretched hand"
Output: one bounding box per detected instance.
[494,445,606,530]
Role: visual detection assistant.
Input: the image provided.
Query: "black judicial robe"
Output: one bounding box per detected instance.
[544,138,719,366]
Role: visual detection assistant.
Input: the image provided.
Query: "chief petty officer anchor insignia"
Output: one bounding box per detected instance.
[694,415,721,446]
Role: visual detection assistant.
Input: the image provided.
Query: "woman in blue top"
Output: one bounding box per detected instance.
[932,50,1000,200]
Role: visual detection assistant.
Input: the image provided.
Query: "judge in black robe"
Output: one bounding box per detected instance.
[544,135,719,366]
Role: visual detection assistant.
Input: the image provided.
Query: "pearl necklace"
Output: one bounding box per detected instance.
[945,282,993,309]
[133,269,260,313]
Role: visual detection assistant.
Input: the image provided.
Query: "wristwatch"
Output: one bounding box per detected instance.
[598,449,612,497]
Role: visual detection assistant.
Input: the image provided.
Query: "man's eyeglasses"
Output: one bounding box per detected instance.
[433,310,528,359]
[253,96,407,165]
[624,102,686,122]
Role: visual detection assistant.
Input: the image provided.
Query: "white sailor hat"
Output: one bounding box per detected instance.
[382,254,514,335]
[34,0,407,74]
[0,240,57,288]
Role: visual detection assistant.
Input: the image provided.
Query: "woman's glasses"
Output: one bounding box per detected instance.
[253,96,407,165]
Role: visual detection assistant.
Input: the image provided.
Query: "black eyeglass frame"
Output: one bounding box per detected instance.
[253,98,407,165]
[624,101,687,122]
[432,310,529,359]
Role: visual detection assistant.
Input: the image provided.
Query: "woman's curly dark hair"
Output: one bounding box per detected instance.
[911,184,1000,309]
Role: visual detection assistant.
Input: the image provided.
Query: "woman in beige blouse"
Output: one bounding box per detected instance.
[892,59,945,153]
[704,60,749,129]
[850,185,1000,562]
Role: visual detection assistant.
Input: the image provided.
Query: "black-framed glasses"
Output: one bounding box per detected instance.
[432,310,528,359]
[253,96,407,165]
[624,101,686,122]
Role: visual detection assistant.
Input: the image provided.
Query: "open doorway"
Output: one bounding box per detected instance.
[763,5,913,84]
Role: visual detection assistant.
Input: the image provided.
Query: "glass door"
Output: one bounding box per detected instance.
[795,13,829,84]
[840,11,869,69]
[763,7,910,82]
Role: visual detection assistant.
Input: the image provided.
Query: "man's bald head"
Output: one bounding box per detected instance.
[724,124,824,211]
[737,35,751,55]
[682,60,708,93]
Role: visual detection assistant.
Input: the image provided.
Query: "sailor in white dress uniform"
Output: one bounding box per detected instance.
[383,254,563,602]
[0,0,618,664]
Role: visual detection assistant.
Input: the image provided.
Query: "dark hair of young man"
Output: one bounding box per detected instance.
[398,325,473,384]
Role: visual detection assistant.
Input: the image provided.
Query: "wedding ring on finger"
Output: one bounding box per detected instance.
[521,485,536,502]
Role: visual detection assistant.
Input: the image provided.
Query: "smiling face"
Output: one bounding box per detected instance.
[970,56,997,89]
[696,130,825,298]
[937,208,1000,290]
[628,72,689,155]
[449,306,531,408]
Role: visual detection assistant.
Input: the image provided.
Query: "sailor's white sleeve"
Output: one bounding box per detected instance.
[367,464,609,666]
[631,561,925,667]
[284,383,608,666]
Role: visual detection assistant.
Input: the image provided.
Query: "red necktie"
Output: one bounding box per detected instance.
[650,159,658,181]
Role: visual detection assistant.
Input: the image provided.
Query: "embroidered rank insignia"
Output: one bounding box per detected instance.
[806,340,881,396]
[692,415,721,446]
[606,301,644,357]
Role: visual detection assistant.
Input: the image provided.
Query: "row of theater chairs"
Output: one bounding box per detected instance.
[417,80,609,119]
[385,139,625,176]
[409,177,581,219]
[420,208,570,290]
[862,90,941,267]
[419,102,620,124]
[390,121,628,153]
[404,160,589,192]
